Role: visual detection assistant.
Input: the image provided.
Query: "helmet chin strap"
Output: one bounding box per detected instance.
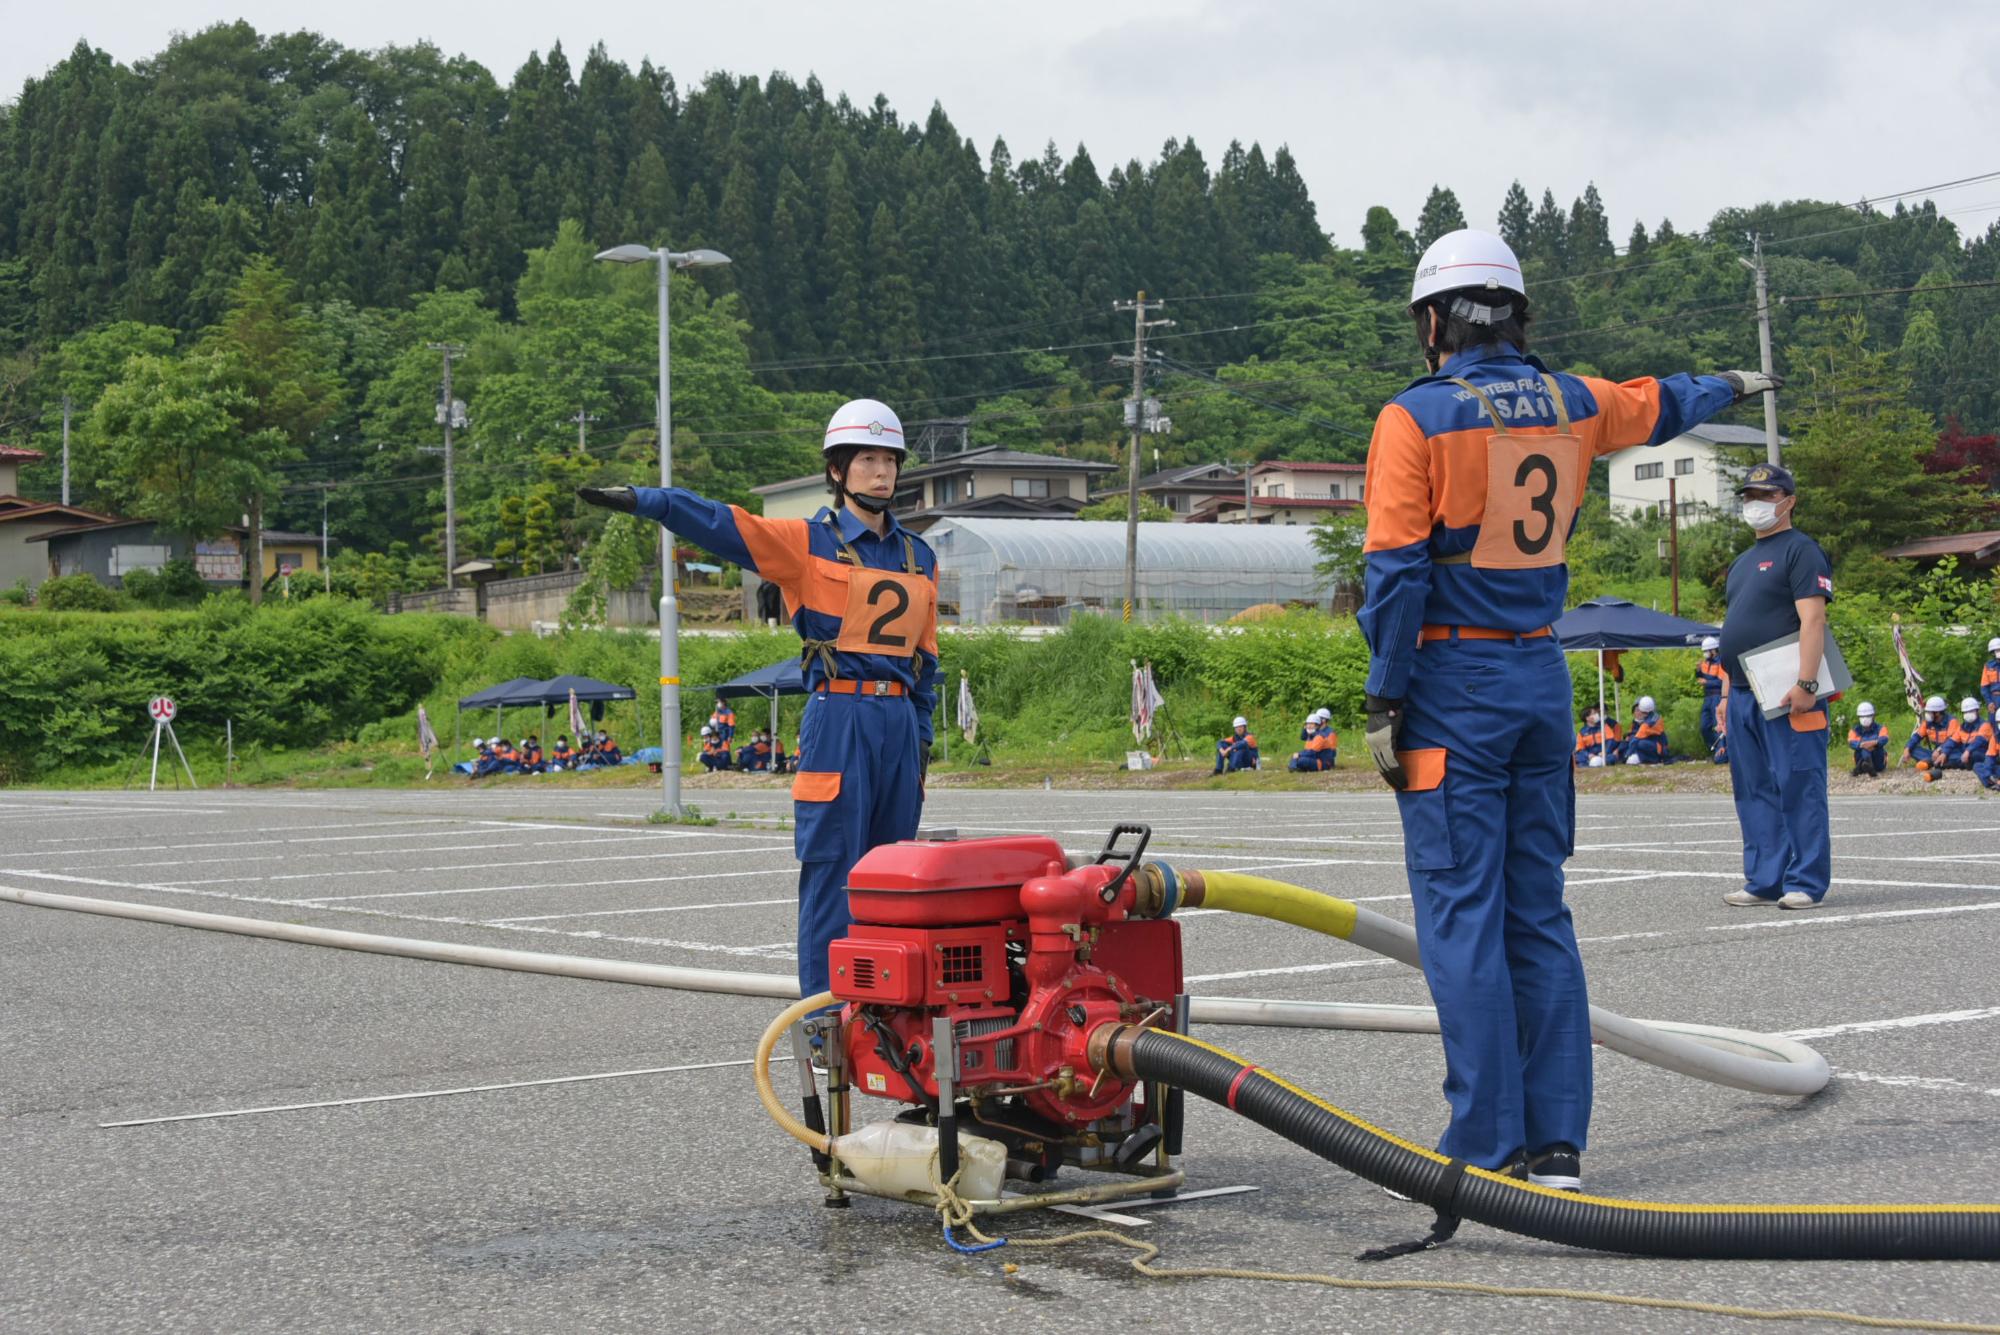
[847,490,894,515]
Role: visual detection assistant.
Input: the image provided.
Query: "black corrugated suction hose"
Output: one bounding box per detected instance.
[1118,1027,2000,1261]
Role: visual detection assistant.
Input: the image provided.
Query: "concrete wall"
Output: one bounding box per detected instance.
[392,572,653,628]
[0,520,69,589]
[392,587,481,617]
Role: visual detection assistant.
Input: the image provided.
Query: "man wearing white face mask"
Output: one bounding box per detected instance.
[1717,462,1833,911]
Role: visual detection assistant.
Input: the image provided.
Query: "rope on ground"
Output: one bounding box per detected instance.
[931,1181,2000,1333]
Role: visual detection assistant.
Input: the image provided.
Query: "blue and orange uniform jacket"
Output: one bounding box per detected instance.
[1627,716,1667,759]
[710,704,737,744]
[1907,719,1948,761]
[1940,718,1995,766]
[632,490,938,743]
[1573,719,1621,764]
[1696,655,1727,696]
[1847,722,1889,754]
[1359,345,1737,698]
[519,743,543,770]
[1982,659,2000,716]
[551,743,576,767]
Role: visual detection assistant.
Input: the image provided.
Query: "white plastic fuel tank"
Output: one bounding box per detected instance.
[832,1121,1007,1200]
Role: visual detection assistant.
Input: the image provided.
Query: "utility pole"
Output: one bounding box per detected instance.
[569,407,597,453]
[1111,292,1170,621]
[60,396,72,506]
[428,343,466,587]
[1667,475,1680,616]
[317,481,333,593]
[1739,236,1781,466]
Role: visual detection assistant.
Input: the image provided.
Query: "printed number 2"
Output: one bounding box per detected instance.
[1512,455,1559,556]
[866,579,911,647]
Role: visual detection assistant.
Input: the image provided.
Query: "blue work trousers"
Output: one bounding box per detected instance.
[1725,700,1830,902]
[791,691,924,998]
[1393,636,1592,1170]
[1700,692,1723,753]
[1850,744,1887,775]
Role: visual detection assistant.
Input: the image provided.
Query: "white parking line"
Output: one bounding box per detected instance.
[1784,1006,2000,1040]
[1831,1070,2000,1098]
[159,842,794,886]
[303,867,796,904]
[486,896,795,924]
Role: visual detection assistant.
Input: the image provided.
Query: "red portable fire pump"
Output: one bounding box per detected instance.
[801,824,1189,1210]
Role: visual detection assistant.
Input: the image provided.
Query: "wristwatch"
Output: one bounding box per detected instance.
[1796,678,1820,695]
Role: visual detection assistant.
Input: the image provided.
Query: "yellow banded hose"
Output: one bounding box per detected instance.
[755,992,837,1156]
[1098,1025,1999,1260]
[1173,870,1830,1098]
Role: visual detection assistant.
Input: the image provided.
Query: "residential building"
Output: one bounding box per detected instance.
[1094,461,1248,519]
[1602,424,1785,522]
[1191,460,1366,525]
[0,498,116,591]
[748,473,832,523]
[31,518,332,589]
[1881,529,2000,573]
[749,446,1115,532]
[0,443,44,495]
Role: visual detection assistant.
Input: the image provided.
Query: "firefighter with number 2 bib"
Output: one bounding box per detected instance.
[1357,228,1781,1191]
[579,399,939,1000]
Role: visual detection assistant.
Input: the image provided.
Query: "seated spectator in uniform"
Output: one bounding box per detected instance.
[490,737,522,772]
[1623,697,1669,765]
[1215,716,1258,773]
[1573,707,1620,768]
[1289,709,1338,771]
[1928,699,1994,784]
[1847,703,1889,777]
[519,735,544,772]
[548,735,577,771]
[1907,696,1949,772]
[698,724,732,771]
[593,730,623,766]
[737,728,775,772]
[468,738,500,779]
[771,733,790,773]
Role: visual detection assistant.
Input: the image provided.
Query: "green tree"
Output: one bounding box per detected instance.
[1308,507,1367,594]
[1077,494,1173,522]
[1414,186,1466,251]
[92,349,256,541]
[1497,181,1533,254]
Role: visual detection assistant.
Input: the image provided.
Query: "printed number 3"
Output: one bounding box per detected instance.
[1513,455,1559,555]
[866,579,911,647]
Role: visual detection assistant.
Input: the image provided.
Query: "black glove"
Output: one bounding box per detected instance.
[1718,370,1784,403]
[1364,693,1407,791]
[576,486,639,513]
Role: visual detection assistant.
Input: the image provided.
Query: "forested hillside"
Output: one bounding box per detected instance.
[2,23,1996,588]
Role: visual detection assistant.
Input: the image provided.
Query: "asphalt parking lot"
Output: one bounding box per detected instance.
[4,784,1998,1333]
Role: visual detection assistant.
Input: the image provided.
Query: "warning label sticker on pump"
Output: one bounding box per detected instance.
[866,1073,887,1092]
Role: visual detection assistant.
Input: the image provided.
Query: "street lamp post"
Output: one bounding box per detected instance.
[594,244,732,819]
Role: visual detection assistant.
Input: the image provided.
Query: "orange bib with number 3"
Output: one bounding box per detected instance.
[1453,375,1584,571]
[834,567,937,656]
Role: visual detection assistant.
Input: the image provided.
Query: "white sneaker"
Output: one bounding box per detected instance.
[1778,892,1822,910]
[1722,889,1779,907]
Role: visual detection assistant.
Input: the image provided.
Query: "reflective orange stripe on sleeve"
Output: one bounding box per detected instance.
[732,507,811,604]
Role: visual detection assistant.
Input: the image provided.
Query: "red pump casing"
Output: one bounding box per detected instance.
[830,835,1181,1126]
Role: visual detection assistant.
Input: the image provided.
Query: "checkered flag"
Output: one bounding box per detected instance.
[1892,617,1925,717]
[416,704,439,779]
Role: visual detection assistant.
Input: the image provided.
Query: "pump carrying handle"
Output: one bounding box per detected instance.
[1089,823,1153,903]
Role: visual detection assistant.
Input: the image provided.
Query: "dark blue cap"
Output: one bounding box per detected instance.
[1735,461,1795,496]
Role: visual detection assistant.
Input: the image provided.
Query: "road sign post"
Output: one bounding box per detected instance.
[140,697,199,792]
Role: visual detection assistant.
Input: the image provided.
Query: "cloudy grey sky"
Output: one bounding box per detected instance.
[7,2,1999,247]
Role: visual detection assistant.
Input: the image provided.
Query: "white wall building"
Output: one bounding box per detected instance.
[1602,424,1784,523]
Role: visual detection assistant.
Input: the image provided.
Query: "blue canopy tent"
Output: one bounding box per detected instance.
[1554,597,1721,765]
[453,675,643,762]
[700,657,808,746]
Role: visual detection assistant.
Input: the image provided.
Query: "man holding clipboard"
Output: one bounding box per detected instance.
[1716,462,1836,910]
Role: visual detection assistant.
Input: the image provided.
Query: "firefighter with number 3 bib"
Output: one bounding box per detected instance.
[1357,228,1782,1189]
[578,398,939,999]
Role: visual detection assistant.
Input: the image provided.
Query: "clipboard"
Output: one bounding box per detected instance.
[1742,630,1852,719]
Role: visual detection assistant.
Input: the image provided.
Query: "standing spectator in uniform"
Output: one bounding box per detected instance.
[1695,637,1727,753]
[1717,463,1832,911]
[710,698,737,746]
[1981,637,2000,723]
[1359,226,1780,1187]
[1847,703,1889,776]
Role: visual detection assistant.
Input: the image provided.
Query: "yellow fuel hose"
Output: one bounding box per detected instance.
[1177,869,1830,1097]
[755,991,837,1156]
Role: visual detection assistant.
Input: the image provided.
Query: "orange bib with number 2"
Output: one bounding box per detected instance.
[835,567,937,656]
[1452,375,1584,571]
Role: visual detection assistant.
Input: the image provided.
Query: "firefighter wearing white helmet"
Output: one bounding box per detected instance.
[1847,702,1888,777]
[1214,715,1258,774]
[1356,226,1788,1186]
[1624,695,1668,765]
[1696,635,1727,752]
[576,396,937,1002]
[1906,696,1951,772]
[1981,636,2000,722]
[1934,697,1998,780]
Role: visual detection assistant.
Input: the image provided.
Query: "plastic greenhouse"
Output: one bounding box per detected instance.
[925,519,1326,625]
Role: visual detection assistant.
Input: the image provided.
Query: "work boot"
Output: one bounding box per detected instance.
[1526,1145,1582,1192]
[1722,888,1780,907]
[1778,892,1822,911]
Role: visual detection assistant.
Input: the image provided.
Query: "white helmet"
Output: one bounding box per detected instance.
[1637,696,1657,714]
[1232,716,1248,728]
[1989,636,2000,653]
[1857,702,1875,719]
[1963,697,1981,716]
[1926,695,1948,713]
[699,725,713,737]
[822,398,906,457]
[1409,228,1526,315]
[1701,636,1720,651]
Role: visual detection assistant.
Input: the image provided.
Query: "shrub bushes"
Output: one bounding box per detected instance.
[35,573,121,611]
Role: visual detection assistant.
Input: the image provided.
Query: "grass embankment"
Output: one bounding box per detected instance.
[4,599,1986,793]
